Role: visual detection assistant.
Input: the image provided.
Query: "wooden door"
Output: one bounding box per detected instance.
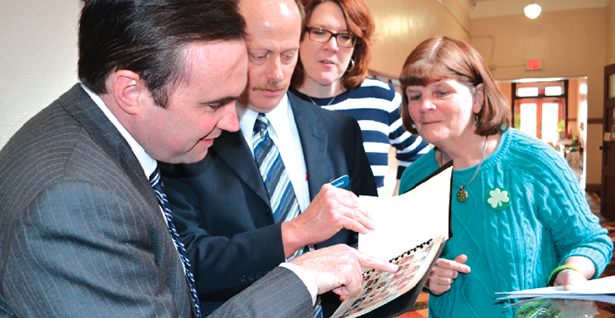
[601,64,615,219]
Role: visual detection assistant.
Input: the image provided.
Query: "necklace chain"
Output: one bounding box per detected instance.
[440,137,489,202]
[307,95,336,107]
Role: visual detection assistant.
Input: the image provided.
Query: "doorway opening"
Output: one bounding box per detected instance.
[498,77,588,189]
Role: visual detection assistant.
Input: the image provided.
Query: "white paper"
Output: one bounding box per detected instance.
[495,275,615,305]
[358,165,452,261]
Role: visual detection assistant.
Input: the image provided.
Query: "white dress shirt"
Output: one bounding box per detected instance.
[238,93,310,212]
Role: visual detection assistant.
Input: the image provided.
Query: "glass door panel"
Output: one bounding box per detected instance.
[519,103,537,138]
[541,102,559,143]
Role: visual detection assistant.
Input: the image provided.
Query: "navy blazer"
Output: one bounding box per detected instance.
[161,92,377,316]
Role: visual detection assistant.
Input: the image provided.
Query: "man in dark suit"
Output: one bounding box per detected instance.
[160,0,378,316]
[0,0,397,317]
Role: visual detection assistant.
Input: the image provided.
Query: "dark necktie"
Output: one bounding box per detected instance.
[252,114,322,318]
[149,168,201,318]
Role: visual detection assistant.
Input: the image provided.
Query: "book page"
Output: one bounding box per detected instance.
[358,164,453,261]
[330,236,445,318]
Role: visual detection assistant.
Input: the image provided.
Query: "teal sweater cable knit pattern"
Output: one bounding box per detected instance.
[399,128,613,318]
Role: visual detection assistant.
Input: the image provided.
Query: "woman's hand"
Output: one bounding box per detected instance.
[552,256,595,291]
[552,268,587,291]
[425,255,471,296]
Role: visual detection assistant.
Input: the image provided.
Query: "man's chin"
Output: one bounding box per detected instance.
[179,150,209,165]
[248,93,286,112]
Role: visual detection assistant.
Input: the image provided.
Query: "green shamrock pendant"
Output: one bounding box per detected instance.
[456,187,469,202]
[487,187,510,210]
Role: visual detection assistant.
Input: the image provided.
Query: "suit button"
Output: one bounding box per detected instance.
[248,274,255,281]
[240,275,247,283]
[256,272,262,279]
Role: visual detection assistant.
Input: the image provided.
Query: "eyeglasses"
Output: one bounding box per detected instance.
[305,27,357,48]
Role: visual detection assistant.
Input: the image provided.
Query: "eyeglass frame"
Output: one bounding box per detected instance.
[304,27,358,48]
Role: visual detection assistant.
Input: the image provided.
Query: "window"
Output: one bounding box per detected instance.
[545,86,563,96]
[517,87,539,97]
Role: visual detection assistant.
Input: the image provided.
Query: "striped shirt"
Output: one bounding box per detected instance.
[289,78,429,195]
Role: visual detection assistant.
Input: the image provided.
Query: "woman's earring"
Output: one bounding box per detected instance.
[347,58,355,71]
[474,112,482,127]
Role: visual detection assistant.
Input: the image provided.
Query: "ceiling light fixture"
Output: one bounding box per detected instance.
[524,1,542,19]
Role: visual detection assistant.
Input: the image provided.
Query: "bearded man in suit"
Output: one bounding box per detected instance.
[0,0,396,317]
[160,0,379,316]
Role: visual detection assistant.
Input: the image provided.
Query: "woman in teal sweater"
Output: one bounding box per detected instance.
[397,36,613,318]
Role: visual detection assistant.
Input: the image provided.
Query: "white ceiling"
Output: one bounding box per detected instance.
[469,0,610,19]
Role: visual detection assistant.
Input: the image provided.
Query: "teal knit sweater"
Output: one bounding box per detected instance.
[399,128,613,318]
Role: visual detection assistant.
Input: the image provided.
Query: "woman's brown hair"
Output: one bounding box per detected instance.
[399,36,510,136]
[291,0,375,91]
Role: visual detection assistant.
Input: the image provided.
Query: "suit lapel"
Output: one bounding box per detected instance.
[288,93,328,200]
[59,85,195,317]
[211,130,271,205]
[60,84,159,212]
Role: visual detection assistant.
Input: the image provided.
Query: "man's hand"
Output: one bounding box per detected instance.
[281,184,374,257]
[425,255,471,296]
[289,244,398,297]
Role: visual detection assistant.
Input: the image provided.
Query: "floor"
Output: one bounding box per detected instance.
[399,191,615,318]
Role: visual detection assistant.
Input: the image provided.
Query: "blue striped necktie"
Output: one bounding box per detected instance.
[253,114,322,318]
[149,168,201,318]
[252,114,306,259]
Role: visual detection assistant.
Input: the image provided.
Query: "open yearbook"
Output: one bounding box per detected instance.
[331,161,454,318]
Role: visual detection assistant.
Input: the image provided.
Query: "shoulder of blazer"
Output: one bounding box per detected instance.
[60,84,157,204]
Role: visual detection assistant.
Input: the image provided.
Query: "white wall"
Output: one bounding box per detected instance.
[0,1,83,148]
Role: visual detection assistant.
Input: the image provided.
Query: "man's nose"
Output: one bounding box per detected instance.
[217,101,240,132]
[266,57,284,82]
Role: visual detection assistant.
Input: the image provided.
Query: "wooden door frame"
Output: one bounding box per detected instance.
[511,80,569,135]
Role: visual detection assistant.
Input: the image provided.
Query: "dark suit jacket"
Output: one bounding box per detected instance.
[0,84,313,318]
[160,92,378,316]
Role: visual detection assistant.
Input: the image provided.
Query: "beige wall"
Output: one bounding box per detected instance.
[607,0,615,64]
[471,8,606,186]
[0,1,82,148]
[364,0,471,77]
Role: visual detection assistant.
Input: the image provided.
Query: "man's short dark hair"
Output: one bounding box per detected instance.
[78,0,247,107]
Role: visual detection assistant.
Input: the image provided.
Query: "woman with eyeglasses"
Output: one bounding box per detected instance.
[290,0,429,196]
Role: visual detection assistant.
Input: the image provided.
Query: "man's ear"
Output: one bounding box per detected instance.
[111,70,145,116]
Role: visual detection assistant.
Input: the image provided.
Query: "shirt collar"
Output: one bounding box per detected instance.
[81,84,157,179]
[239,92,291,141]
